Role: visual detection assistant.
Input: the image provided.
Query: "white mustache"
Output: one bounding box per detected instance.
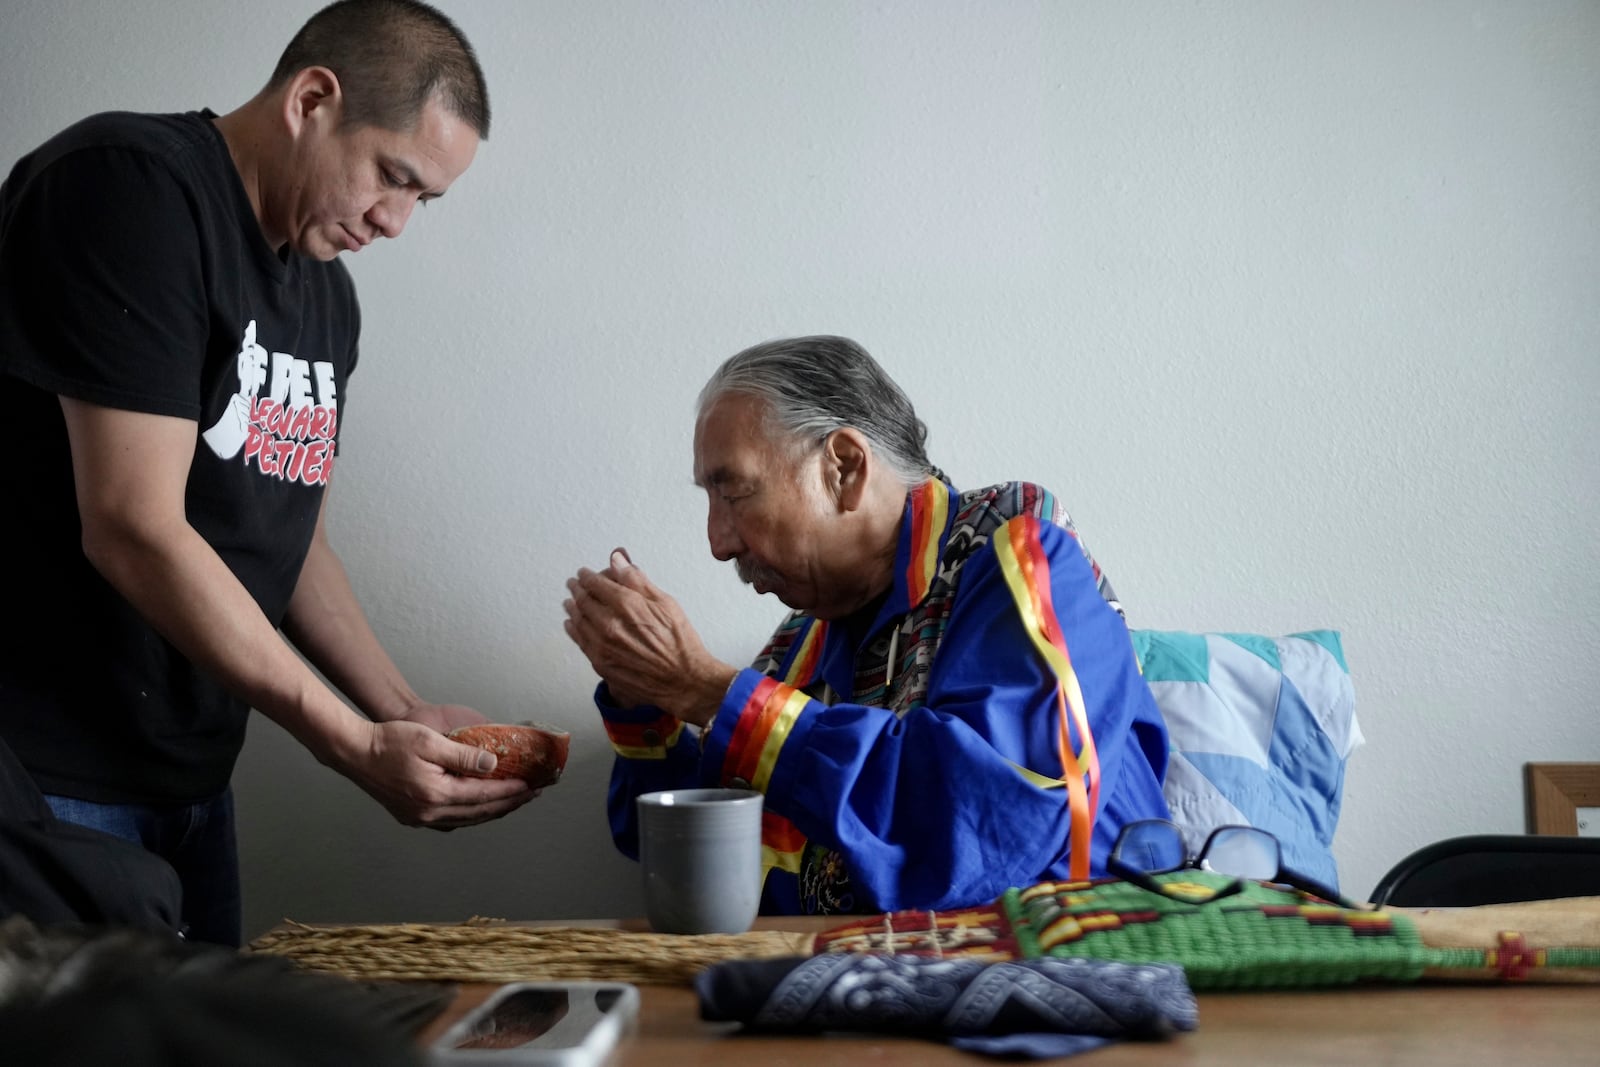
[735,558,782,587]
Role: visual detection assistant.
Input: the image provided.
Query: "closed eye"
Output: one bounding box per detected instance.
[381,160,441,207]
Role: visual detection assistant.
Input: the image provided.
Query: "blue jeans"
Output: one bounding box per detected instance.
[44,788,241,947]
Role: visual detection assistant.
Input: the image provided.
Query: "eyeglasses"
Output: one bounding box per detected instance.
[1108,819,1353,907]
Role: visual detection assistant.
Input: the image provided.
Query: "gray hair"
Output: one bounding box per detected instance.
[697,335,945,489]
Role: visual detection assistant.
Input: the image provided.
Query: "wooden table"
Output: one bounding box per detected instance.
[414,917,1600,1064]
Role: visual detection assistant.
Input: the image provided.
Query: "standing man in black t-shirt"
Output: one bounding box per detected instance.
[0,0,535,946]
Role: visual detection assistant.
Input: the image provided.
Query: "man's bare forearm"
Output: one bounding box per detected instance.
[82,513,370,769]
[280,508,423,724]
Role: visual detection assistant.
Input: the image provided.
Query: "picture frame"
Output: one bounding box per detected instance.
[1524,763,1600,835]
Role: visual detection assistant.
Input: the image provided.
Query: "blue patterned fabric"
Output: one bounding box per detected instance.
[696,952,1196,1059]
[1130,630,1362,892]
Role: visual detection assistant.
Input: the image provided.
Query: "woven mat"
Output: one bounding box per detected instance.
[248,918,813,986]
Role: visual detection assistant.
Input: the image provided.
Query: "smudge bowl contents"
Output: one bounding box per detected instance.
[448,722,571,788]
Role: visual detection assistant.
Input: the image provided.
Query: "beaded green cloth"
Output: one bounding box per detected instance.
[811,872,1600,989]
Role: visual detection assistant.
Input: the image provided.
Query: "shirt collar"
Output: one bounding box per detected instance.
[805,477,960,692]
[881,477,959,625]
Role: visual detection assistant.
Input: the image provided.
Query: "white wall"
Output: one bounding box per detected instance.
[3,1,1595,939]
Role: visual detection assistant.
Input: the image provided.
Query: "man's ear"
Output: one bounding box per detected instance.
[281,66,343,139]
[823,428,873,512]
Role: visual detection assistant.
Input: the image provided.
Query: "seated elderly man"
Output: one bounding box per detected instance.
[563,335,1169,915]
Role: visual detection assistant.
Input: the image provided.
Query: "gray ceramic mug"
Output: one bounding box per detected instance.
[636,788,764,934]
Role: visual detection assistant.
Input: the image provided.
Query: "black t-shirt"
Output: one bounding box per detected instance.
[0,110,360,804]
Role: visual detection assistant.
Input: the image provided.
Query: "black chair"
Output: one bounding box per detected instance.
[1369,834,1600,907]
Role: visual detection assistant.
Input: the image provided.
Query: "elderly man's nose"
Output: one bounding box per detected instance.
[708,511,742,561]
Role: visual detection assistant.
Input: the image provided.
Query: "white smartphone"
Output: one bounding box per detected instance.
[428,982,640,1067]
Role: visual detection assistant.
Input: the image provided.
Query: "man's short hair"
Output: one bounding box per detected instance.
[269,0,490,138]
[699,335,942,489]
